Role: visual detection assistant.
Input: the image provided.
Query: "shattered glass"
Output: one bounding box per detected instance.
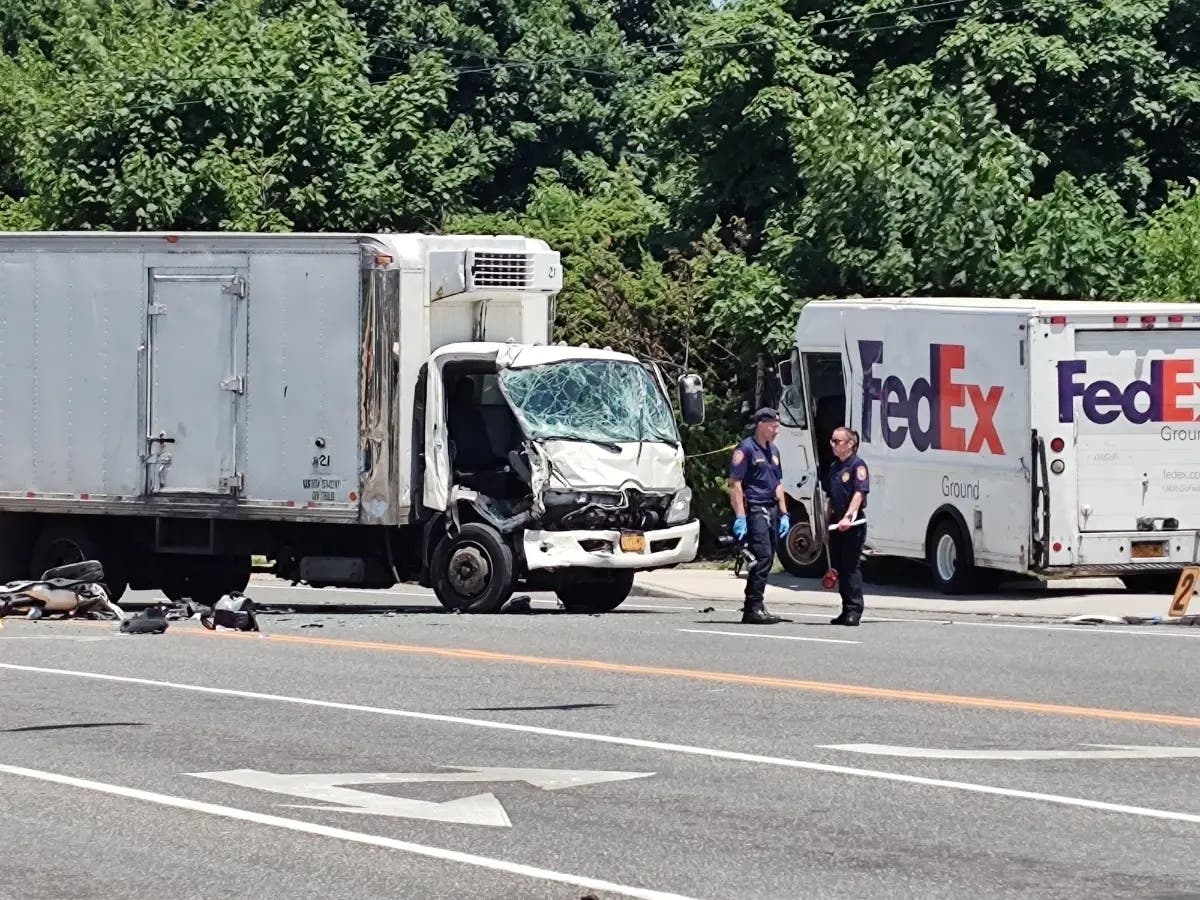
[498,360,679,446]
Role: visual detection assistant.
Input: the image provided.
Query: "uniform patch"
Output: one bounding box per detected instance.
[732,449,745,465]
[772,455,780,465]
[840,471,851,483]
[855,465,868,482]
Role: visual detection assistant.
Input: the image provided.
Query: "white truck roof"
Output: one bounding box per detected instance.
[801,296,1200,316]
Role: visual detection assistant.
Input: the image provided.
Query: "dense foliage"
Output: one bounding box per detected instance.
[3,0,1198,535]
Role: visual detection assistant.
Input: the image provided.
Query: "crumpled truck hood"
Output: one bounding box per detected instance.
[535,440,686,494]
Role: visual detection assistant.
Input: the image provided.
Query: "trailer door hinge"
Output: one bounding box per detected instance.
[220,473,245,493]
[148,303,167,316]
[221,376,245,394]
[223,278,247,299]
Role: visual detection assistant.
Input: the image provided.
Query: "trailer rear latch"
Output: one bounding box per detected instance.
[221,376,245,394]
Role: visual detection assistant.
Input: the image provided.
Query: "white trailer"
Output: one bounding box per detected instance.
[0,231,703,612]
[771,297,1200,593]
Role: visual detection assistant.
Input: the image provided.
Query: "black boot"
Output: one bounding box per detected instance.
[743,601,782,625]
[830,610,861,626]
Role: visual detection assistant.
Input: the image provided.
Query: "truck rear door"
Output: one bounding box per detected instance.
[145,268,248,495]
[1058,323,1200,532]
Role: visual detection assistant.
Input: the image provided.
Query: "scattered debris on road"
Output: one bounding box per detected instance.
[199,593,260,632]
[119,605,170,635]
[0,560,125,622]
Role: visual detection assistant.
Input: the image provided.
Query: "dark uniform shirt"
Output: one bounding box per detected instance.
[828,454,870,519]
[729,436,783,506]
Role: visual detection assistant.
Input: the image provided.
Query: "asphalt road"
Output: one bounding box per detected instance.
[3,581,1200,900]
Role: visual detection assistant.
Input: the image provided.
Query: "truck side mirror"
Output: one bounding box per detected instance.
[778,359,793,386]
[678,374,705,426]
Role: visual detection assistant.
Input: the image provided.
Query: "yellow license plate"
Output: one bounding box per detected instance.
[1131,541,1166,559]
[620,532,646,553]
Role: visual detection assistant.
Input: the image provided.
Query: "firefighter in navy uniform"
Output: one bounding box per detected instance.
[826,426,869,626]
[729,408,790,625]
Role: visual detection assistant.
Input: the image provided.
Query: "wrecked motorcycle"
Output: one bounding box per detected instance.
[0,560,126,621]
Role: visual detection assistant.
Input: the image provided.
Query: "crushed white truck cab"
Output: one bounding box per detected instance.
[0,231,703,613]
[772,296,1200,594]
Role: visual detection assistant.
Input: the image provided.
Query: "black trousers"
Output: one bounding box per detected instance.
[744,505,778,606]
[829,525,866,616]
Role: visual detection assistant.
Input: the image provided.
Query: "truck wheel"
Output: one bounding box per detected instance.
[555,570,635,614]
[162,556,252,607]
[777,520,827,578]
[431,523,514,613]
[30,524,128,603]
[927,518,973,595]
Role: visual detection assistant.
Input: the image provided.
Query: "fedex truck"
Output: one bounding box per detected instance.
[0,231,703,614]
[772,297,1200,594]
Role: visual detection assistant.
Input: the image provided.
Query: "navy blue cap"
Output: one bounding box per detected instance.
[754,407,780,423]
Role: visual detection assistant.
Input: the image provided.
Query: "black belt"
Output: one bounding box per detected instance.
[747,501,778,509]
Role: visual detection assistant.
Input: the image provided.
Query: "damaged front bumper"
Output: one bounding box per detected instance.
[522,520,700,571]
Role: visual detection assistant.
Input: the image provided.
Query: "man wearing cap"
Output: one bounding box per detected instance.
[729,408,790,625]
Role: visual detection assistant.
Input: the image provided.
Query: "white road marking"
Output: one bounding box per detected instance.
[677,628,860,645]
[188,767,653,827]
[823,743,1200,761]
[0,763,696,900]
[949,620,1200,639]
[5,663,1200,827]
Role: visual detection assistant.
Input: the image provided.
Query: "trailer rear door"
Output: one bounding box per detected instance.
[145,269,247,495]
[1061,327,1200,532]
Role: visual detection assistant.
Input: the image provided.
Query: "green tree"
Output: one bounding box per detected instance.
[1127,181,1200,300]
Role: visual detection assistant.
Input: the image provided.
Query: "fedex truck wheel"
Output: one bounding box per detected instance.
[927,518,974,595]
[431,523,514,613]
[777,521,827,578]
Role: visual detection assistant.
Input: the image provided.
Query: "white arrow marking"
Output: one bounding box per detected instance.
[821,743,1200,761]
[187,767,653,827]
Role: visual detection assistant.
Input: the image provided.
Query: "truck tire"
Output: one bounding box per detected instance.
[30,524,128,603]
[431,523,514,613]
[554,570,635,614]
[777,520,827,578]
[162,556,252,606]
[926,518,974,595]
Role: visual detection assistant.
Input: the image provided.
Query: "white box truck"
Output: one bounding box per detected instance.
[771,296,1200,594]
[0,231,703,613]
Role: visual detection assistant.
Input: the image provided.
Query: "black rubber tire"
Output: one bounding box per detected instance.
[776,520,827,578]
[926,518,974,595]
[554,570,636,614]
[161,556,252,607]
[1120,571,1181,594]
[30,524,128,603]
[431,523,514,613]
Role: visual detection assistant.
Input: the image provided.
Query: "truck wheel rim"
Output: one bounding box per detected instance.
[449,544,491,598]
[936,534,957,582]
[786,524,821,566]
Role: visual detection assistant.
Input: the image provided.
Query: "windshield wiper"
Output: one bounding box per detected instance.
[535,434,623,454]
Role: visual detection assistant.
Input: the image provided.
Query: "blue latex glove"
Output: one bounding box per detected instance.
[732,516,747,540]
[778,514,791,538]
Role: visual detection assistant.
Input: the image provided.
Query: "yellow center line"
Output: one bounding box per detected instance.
[161,626,1200,729]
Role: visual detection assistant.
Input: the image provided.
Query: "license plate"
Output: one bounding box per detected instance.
[1131,541,1166,559]
[619,532,646,553]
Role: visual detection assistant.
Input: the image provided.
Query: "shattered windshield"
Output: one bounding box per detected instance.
[498,359,680,447]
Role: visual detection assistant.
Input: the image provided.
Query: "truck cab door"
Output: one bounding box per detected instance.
[775,348,824,572]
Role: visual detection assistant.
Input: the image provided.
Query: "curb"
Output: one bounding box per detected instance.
[628,582,1174,625]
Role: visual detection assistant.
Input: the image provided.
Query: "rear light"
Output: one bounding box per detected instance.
[374,254,393,266]
[1141,315,1156,327]
[1050,459,1065,474]
[1052,541,1063,552]
[1049,315,1067,325]
[1168,314,1184,325]
[1049,437,1065,453]
[1112,315,1129,325]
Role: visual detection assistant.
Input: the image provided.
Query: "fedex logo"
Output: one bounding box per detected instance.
[859,340,1005,455]
[1057,359,1198,424]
